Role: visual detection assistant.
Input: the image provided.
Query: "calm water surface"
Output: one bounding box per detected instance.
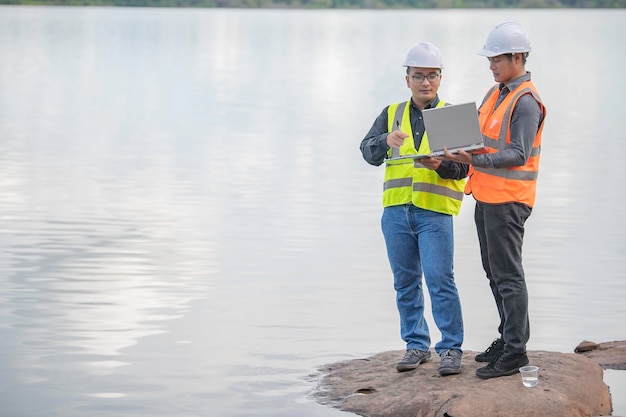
[0,6,625,417]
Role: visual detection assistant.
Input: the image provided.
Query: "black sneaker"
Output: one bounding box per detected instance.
[475,351,529,379]
[438,349,462,376]
[475,338,505,363]
[396,349,432,372]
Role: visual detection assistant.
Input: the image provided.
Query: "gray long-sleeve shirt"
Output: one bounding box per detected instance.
[471,72,544,169]
[359,95,469,181]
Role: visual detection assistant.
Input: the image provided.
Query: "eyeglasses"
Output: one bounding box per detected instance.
[410,73,440,83]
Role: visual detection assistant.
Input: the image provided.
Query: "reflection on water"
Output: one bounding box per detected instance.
[0,212,219,378]
[0,5,625,417]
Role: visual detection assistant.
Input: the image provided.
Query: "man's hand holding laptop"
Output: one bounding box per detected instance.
[441,147,473,164]
[421,147,473,170]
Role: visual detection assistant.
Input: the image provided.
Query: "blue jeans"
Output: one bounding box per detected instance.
[474,201,532,354]
[381,204,464,354]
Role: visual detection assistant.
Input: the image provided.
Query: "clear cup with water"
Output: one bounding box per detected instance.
[519,365,539,388]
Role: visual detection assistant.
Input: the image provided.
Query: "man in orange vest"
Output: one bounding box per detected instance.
[443,22,547,379]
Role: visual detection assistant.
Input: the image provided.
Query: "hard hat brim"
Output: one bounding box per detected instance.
[477,47,531,57]
[402,64,445,69]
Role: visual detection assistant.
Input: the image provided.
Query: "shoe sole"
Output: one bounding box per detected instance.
[439,367,462,376]
[396,355,432,372]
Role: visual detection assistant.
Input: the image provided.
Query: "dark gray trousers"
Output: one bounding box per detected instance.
[474,201,532,354]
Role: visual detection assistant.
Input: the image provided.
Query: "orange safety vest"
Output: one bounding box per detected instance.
[465,81,546,207]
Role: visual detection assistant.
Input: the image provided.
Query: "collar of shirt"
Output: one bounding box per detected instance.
[499,71,532,93]
[410,95,440,111]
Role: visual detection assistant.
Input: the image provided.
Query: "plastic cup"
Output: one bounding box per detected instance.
[519,365,539,388]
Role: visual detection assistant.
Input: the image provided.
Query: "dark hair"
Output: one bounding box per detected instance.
[503,52,529,65]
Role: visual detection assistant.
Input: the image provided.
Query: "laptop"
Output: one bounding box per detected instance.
[386,102,484,161]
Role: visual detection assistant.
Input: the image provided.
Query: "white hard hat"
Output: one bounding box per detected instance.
[403,42,444,69]
[477,22,532,57]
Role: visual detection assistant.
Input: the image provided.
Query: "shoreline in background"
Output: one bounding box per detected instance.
[1,0,625,9]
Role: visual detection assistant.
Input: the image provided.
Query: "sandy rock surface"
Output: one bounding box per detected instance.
[313,348,616,417]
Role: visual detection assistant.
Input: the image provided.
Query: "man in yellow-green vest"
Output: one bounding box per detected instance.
[360,42,468,376]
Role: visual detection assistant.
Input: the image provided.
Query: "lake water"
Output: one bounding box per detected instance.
[0,5,625,417]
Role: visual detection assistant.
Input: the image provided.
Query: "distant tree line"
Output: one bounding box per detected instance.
[1,0,624,7]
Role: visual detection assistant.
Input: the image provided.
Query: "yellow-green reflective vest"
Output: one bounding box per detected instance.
[382,100,466,215]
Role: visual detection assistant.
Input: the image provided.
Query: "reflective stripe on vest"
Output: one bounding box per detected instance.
[413,182,465,201]
[466,82,546,206]
[382,100,466,215]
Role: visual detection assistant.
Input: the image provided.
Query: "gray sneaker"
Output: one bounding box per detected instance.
[396,349,432,372]
[439,349,462,376]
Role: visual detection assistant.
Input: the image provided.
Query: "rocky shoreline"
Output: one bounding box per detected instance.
[312,340,626,417]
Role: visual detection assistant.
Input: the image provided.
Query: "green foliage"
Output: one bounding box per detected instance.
[0,0,624,7]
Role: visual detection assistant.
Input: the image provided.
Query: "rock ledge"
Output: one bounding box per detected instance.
[313,343,625,417]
